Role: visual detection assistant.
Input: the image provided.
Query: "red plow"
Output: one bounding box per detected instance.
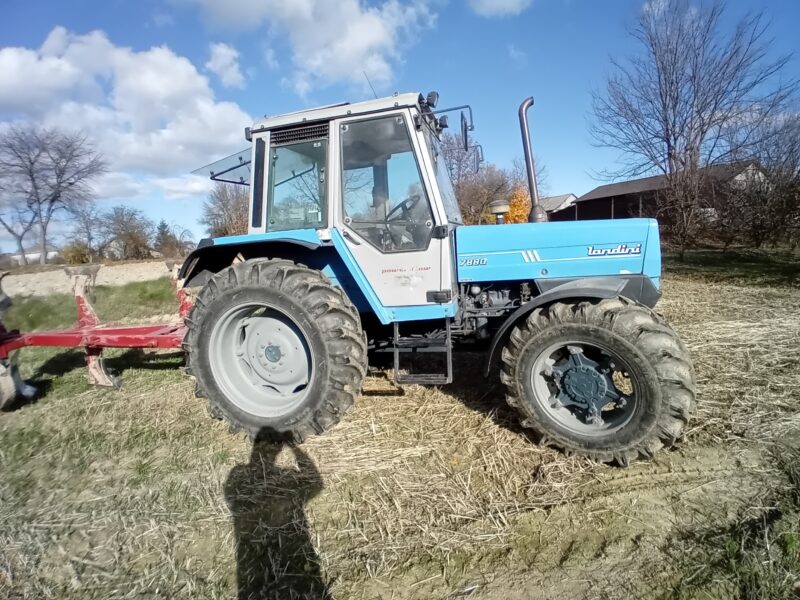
[0,264,191,408]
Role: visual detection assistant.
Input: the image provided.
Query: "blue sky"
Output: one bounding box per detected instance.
[1,0,798,250]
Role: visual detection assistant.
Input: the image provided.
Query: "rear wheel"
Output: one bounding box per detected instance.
[184,259,367,442]
[501,297,695,465]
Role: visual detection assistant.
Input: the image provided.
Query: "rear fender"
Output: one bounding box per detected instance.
[483,275,660,376]
[177,237,373,314]
[178,238,320,287]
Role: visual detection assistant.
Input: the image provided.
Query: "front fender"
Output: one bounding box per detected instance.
[483,275,660,376]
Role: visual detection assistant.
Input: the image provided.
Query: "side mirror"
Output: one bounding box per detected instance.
[474,144,485,173]
[461,111,469,152]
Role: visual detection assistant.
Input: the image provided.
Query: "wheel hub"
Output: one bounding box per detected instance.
[264,344,282,363]
[531,342,635,435]
[237,314,310,396]
[562,365,609,406]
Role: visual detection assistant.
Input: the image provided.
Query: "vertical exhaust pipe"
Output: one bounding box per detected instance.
[519,97,547,223]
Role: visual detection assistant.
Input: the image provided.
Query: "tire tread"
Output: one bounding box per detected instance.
[501,297,696,465]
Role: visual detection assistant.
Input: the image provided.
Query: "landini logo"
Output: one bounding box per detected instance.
[587,244,642,257]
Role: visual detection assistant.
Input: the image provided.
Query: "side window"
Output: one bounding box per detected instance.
[340,115,434,252]
[430,136,463,225]
[266,139,326,231]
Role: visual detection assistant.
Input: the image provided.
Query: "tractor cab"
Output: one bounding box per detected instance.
[193,92,468,318]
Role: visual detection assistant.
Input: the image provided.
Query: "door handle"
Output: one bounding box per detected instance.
[342,230,361,245]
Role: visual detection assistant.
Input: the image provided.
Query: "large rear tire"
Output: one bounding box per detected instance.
[501,297,695,465]
[184,259,366,442]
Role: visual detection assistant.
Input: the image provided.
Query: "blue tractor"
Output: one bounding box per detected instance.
[181,92,695,464]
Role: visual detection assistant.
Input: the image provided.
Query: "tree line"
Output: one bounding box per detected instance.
[0,125,193,264]
[64,203,193,263]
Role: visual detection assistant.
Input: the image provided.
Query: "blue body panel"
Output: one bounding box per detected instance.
[329,229,455,323]
[455,219,661,288]
[205,219,661,324]
[213,229,322,247]
[208,228,454,324]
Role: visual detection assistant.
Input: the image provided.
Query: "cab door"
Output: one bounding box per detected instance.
[329,111,453,312]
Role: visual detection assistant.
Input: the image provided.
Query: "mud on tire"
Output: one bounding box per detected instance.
[184,258,367,442]
[501,297,696,465]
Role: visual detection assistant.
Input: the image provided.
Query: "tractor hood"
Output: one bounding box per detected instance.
[455,218,661,288]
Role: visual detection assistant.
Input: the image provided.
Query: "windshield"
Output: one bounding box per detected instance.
[192,148,251,185]
[422,121,463,225]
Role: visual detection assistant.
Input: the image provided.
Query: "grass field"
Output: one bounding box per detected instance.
[1,254,798,599]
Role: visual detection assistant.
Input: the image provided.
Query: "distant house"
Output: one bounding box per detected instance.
[549,162,763,222]
[540,193,577,215]
[9,250,60,266]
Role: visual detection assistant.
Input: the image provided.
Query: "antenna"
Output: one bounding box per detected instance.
[362,71,378,99]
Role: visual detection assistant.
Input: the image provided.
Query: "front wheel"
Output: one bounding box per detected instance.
[501,298,695,465]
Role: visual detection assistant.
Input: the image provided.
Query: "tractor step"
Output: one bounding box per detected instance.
[393,320,453,385]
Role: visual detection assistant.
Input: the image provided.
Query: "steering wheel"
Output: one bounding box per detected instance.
[386,194,421,223]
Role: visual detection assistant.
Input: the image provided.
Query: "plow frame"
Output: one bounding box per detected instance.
[0,264,190,407]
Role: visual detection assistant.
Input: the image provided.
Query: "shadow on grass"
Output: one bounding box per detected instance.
[664,249,800,287]
[225,427,330,599]
[28,348,184,380]
[5,348,186,411]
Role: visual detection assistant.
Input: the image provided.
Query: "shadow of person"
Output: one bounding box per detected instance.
[225,428,329,599]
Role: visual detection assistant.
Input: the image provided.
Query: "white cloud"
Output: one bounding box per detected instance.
[263,46,279,71]
[205,42,246,88]
[0,27,252,180]
[468,0,533,17]
[92,172,148,199]
[185,0,435,95]
[154,175,214,199]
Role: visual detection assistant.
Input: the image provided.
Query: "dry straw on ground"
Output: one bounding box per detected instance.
[1,258,798,599]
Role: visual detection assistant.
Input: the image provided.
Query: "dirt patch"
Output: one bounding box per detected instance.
[3,261,173,297]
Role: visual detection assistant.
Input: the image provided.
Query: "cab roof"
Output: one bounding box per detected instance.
[251,92,423,132]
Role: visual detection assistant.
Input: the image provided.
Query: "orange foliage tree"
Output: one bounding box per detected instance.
[505,186,531,223]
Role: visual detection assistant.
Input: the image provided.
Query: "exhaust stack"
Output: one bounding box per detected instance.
[519,97,547,223]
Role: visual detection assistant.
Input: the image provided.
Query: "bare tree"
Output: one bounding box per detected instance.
[0,193,36,263]
[441,132,483,191]
[102,206,154,260]
[154,219,195,258]
[201,183,249,237]
[442,133,509,224]
[0,125,106,264]
[713,114,800,248]
[441,132,549,224]
[509,157,549,197]
[69,201,105,261]
[591,0,797,256]
[456,165,513,225]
